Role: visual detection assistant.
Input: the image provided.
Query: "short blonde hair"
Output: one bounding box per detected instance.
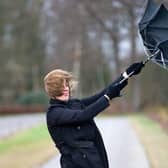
[44,69,77,98]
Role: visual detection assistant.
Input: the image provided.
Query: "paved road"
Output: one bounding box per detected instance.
[41,117,150,168]
[0,113,45,139]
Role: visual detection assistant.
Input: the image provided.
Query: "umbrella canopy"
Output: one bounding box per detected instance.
[138,0,168,69]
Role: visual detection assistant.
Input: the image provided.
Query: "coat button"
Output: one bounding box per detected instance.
[77,126,81,130]
[83,154,86,159]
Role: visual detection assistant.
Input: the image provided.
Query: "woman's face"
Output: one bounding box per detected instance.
[56,79,70,101]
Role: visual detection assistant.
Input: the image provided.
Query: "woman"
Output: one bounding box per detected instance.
[44,62,144,168]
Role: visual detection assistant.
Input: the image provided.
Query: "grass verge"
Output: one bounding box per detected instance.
[0,123,57,168]
[129,114,168,168]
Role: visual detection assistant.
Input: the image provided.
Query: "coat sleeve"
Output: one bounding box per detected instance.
[80,74,124,106]
[80,88,107,106]
[47,96,109,126]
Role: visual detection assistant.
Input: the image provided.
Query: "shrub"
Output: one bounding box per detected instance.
[17,91,49,105]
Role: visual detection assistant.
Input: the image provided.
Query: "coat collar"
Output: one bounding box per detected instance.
[49,98,69,105]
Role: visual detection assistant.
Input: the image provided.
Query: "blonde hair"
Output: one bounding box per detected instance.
[44,69,77,98]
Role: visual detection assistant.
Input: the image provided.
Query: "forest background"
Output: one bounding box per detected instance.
[1,0,168,113]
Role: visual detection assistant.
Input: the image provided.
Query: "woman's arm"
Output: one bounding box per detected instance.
[47,96,109,126]
[80,62,144,106]
[81,74,124,106]
[80,88,107,107]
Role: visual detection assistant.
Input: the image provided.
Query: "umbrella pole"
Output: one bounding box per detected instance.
[143,56,151,65]
[143,49,160,65]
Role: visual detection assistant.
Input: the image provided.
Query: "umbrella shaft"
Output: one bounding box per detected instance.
[114,71,134,86]
[143,49,160,65]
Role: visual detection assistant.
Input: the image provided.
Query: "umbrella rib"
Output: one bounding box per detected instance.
[153,59,168,63]
[144,41,155,48]
[161,51,166,68]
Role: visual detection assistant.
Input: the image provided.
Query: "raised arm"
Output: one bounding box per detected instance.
[81,62,144,106]
[47,96,109,126]
[81,74,125,106]
[80,88,107,107]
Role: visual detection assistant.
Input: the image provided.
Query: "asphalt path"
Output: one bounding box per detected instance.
[41,117,150,168]
[0,113,45,139]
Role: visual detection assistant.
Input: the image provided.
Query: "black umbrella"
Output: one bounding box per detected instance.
[115,0,168,85]
[139,0,168,69]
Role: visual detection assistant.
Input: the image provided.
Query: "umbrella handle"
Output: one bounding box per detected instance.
[114,71,134,86]
[119,71,134,83]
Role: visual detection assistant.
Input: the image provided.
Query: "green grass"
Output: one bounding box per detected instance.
[0,123,49,153]
[0,123,56,168]
[129,114,168,168]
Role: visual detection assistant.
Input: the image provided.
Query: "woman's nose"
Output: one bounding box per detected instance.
[64,87,68,91]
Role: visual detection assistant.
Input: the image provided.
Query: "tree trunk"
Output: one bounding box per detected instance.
[129,7,141,111]
[72,40,81,98]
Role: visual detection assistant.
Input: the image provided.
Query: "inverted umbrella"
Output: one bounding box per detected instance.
[139,0,168,69]
[116,0,168,85]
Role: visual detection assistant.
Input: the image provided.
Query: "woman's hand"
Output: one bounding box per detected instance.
[104,61,144,100]
[125,62,144,77]
[105,80,128,99]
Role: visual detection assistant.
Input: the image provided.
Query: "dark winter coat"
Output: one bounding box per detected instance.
[46,89,110,168]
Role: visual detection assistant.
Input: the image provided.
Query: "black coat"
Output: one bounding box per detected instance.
[46,89,110,168]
